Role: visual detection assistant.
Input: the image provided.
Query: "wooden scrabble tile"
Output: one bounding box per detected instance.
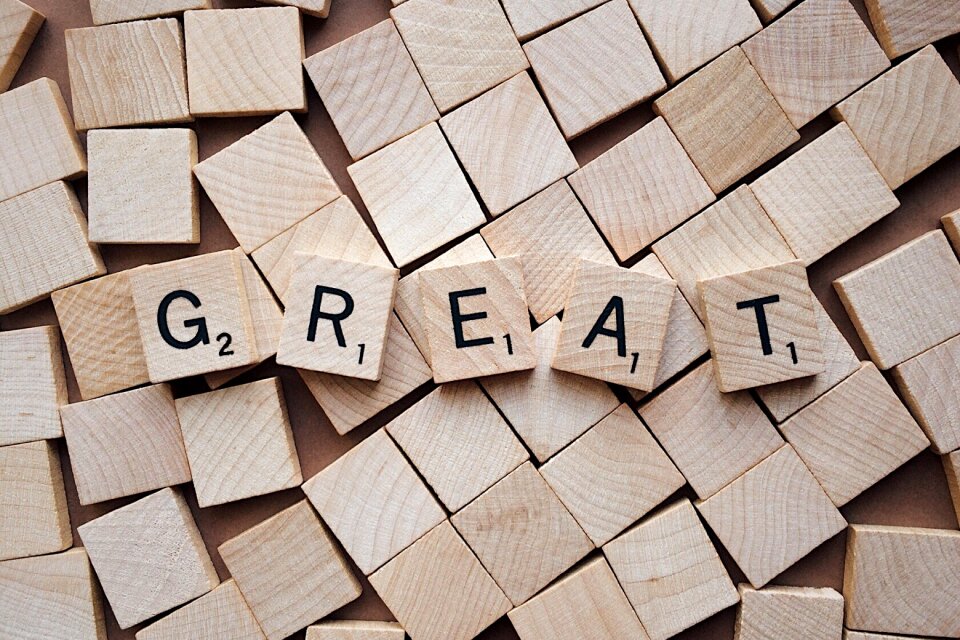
[277,254,397,379]
[0,441,71,562]
[697,445,847,588]
[386,381,528,512]
[552,260,676,391]
[302,429,445,574]
[945,209,960,251]
[893,335,960,454]
[844,524,960,637]
[0,78,85,202]
[307,621,404,640]
[369,520,511,640]
[480,180,616,322]
[391,0,528,112]
[500,0,605,40]
[184,7,305,116]
[419,257,536,383]
[219,501,362,640]
[194,111,341,253]
[944,451,960,525]
[508,556,649,640]
[753,124,899,265]
[137,579,264,640]
[0,326,66,447]
[735,585,844,640]
[750,0,794,21]
[175,378,301,508]
[832,46,960,190]
[348,122,485,267]
[130,250,259,382]
[0,0,43,92]
[258,0,329,18]
[65,19,191,130]
[540,404,685,546]
[652,47,799,194]
[452,462,593,604]
[639,361,783,498]
[843,632,939,640]
[304,19,438,160]
[864,0,960,59]
[523,0,665,139]
[603,499,739,640]
[0,548,105,640]
[834,230,960,369]
[568,116,715,261]
[742,0,890,129]
[479,316,620,462]
[89,0,211,25]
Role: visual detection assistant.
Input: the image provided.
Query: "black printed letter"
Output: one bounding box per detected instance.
[449,288,495,349]
[582,296,627,358]
[157,290,209,350]
[307,286,354,348]
[736,295,780,355]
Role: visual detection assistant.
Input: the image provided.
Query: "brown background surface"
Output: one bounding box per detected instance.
[3,1,960,638]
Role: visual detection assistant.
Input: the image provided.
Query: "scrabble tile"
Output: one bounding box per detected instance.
[500,0,605,40]
[87,129,198,244]
[348,122,485,267]
[0,0,43,92]
[832,46,960,190]
[843,632,939,640]
[541,404,685,546]
[307,621,404,640]
[944,209,960,251]
[893,334,960,454]
[304,19,438,160]
[391,0,528,112]
[753,123,899,265]
[735,585,844,640]
[742,0,890,129]
[750,0,795,21]
[944,451,960,525]
[652,47,799,194]
[844,524,960,637]
[697,445,847,588]
[0,78,85,202]
[219,501,362,640]
[479,316,620,462]
[629,0,760,82]
[65,19,191,130]
[419,257,536,383]
[864,0,960,58]
[184,7,305,116]
[194,112,341,253]
[386,381,528,512]
[369,520,511,640]
[258,0,329,18]
[568,116,715,261]
[507,556,649,640]
[175,378,301,508]
[639,361,784,499]
[61,384,190,505]
[440,72,578,216]
[130,250,259,382]
[603,499,739,640]
[552,260,676,391]
[89,0,211,25]
[523,0,666,139]
[302,430,445,574]
[137,579,264,640]
[480,180,616,322]
[0,441,71,562]
[277,255,398,380]
[0,548,105,640]
[0,326,66,447]
[834,230,960,369]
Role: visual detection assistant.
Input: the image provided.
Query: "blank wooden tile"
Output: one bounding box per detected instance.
[0,0,43,92]
[944,451,960,526]
[302,430,445,574]
[89,0,211,25]
[0,440,71,562]
[219,501,362,640]
[65,19,191,130]
[735,585,844,640]
[386,381,528,512]
[304,19,438,160]
[844,524,960,637]
[508,556,649,640]
[697,445,847,588]
[258,0,329,18]
[750,0,795,21]
[864,0,960,58]
[500,0,604,40]
[523,0,665,139]
[0,326,66,447]
[391,0,528,112]
[603,499,739,640]
[944,209,960,252]
[893,334,960,454]
[440,71,578,215]
[843,632,939,640]
[307,621,404,640]
[653,47,799,194]
[184,7,305,116]
[752,124,899,265]
[369,520,511,640]
[137,579,264,640]
[834,230,960,369]
[639,361,784,499]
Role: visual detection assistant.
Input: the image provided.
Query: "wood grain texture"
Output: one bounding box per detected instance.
[892,334,960,454]
[734,585,844,640]
[843,632,939,640]
[944,208,960,251]
[500,0,605,40]
[864,0,960,58]
[306,621,404,640]
[136,579,264,640]
[0,0,43,92]
[0,325,66,447]
[258,0,330,18]
[568,116,715,261]
[750,0,795,21]
[218,501,362,640]
[440,71,578,216]
[603,499,739,640]
[89,0,211,25]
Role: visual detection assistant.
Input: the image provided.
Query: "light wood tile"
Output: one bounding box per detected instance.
[258,0,329,18]
[892,334,960,454]
[750,0,795,22]
[89,0,210,25]
[500,0,604,40]
[735,585,844,640]
[944,209,960,253]
[864,0,960,58]
[306,621,404,640]
[0,0,43,92]
[0,326,66,446]
[136,580,264,640]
